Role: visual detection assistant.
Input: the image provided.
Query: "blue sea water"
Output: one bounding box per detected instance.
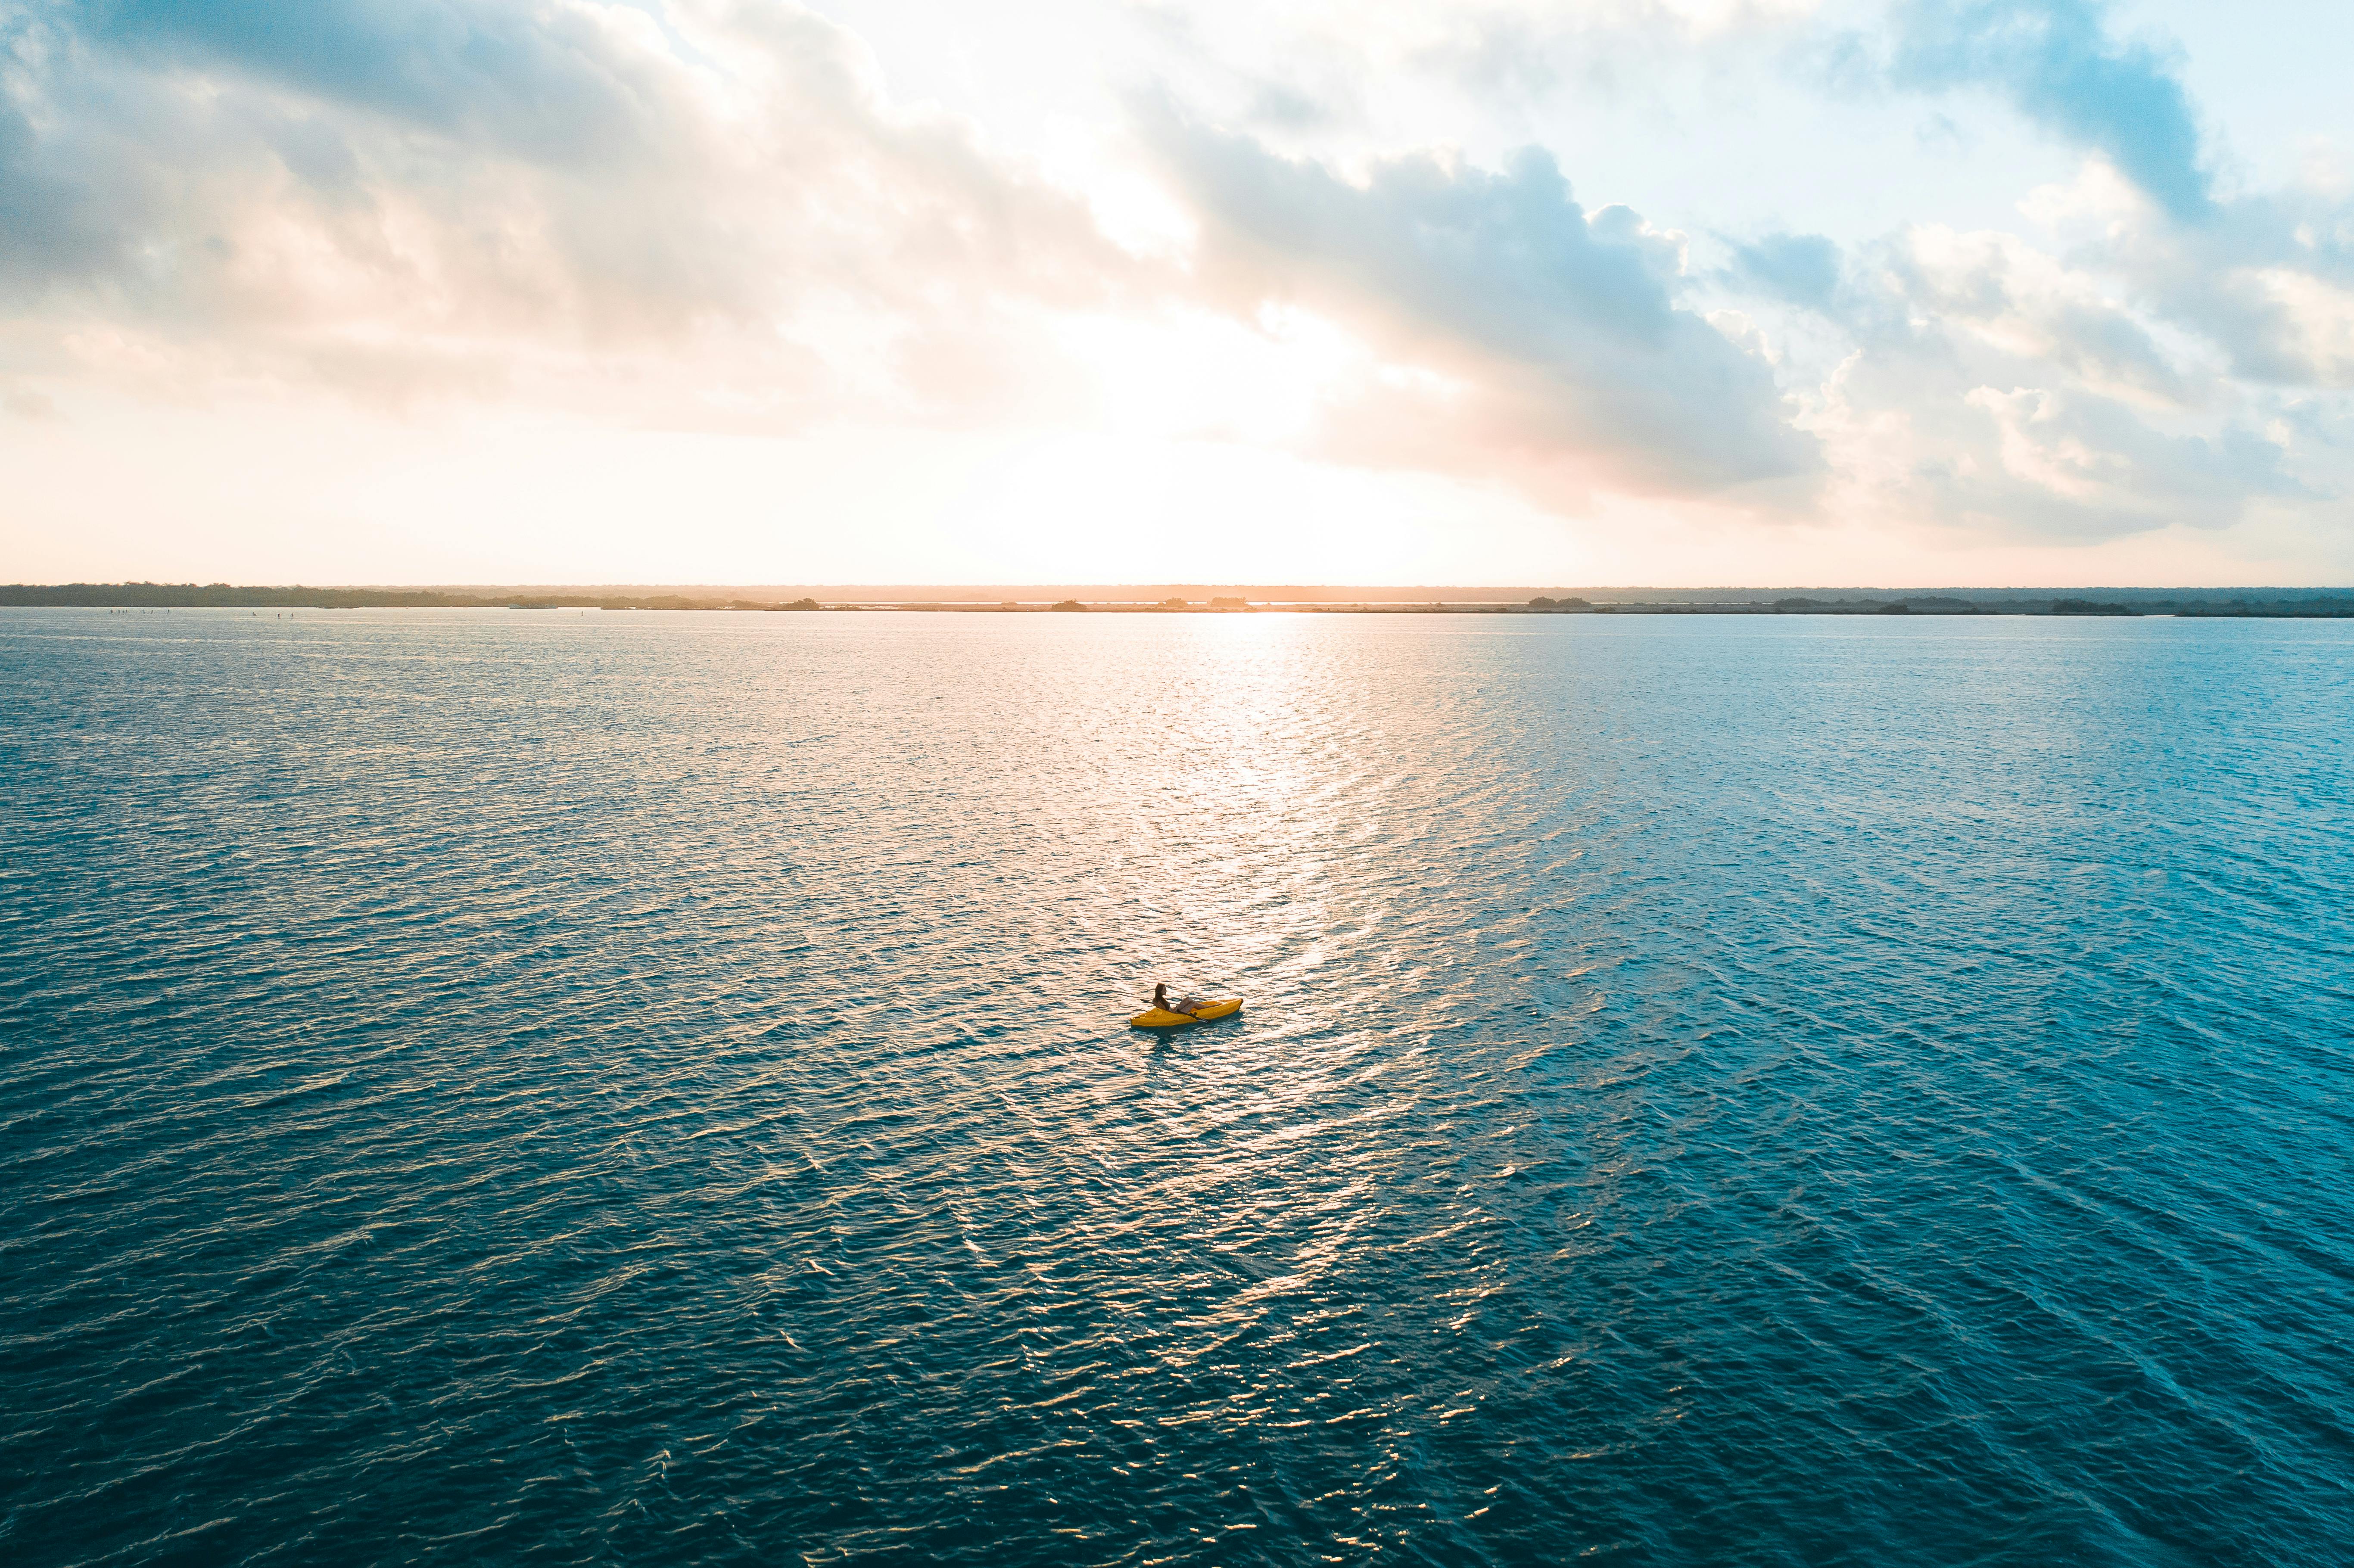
[3,607,2351,1566]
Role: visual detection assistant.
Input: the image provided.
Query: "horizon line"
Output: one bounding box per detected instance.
[11,581,2354,597]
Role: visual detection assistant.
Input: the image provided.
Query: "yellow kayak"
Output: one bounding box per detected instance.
[1129,998,1242,1029]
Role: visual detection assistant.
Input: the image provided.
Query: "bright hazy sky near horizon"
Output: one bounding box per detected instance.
[4,0,2353,586]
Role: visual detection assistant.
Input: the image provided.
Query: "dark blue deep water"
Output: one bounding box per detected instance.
[4,608,2351,1566]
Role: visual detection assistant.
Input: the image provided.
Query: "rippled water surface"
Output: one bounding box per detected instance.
[4,608,2352,1566]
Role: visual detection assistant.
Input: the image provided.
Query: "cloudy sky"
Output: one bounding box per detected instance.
[3,0,2351,585]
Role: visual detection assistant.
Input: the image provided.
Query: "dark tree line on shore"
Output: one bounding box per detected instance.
[6,583,2350,617]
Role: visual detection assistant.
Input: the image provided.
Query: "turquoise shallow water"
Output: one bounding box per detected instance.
[3,607,2351,1566]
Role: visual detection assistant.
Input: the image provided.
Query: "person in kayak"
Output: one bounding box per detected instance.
[1151,983,1201,1016]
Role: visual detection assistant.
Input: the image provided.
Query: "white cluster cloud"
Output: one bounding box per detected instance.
[1138,106,1816,504]
[0,0,1129,419]
[1781,172,2348,541]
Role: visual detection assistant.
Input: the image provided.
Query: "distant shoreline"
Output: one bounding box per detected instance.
[7,583,2353,617]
